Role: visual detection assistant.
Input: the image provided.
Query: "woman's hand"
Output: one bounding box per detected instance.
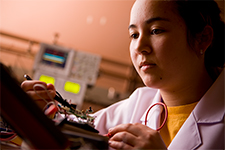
[21,80,56,109]
[108,123,167,150]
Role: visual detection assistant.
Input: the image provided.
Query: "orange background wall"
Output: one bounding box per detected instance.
[0,0,135,64]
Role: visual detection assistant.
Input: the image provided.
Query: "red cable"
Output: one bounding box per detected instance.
[0,132,17,141]
[144,102,168,131]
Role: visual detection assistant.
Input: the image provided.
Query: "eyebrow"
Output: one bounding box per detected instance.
[128,17,170,30]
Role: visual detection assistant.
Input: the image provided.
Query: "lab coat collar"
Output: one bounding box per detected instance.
[169,70,224,149]
[193,70,224,123]
[140,89,203,149]
[140,90,163,130]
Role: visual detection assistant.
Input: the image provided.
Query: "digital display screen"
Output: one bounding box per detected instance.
[39,75,55,85]
[64,81,81,94]
[41,48,68,68]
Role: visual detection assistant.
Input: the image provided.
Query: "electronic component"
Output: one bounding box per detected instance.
[25,74,95,128]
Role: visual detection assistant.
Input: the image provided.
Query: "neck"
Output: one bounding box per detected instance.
[160,69,214,107]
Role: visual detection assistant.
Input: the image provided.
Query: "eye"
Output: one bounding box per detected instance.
[151,29,163,35]
[130,33,139,39]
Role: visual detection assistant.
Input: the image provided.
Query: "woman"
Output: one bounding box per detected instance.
[21,0,224,149]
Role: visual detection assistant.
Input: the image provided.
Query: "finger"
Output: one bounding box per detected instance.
[21,80,47,91]
[109,123,147,137]
[47,83,55,91]
[46,83,56,98]
[26,89,55,101]
[110,131,136,147]
[109,140,133,150]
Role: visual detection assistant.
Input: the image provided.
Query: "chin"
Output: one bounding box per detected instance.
[142,76,162,89]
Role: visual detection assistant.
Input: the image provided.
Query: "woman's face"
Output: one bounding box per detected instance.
[129,0,202,90]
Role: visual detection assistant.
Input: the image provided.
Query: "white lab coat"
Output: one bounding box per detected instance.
[94,70,224,149]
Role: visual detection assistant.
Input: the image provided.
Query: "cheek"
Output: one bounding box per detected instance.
[155,35,187,61]
[156,37,194,75]
[129,44,136,63]
[129,46,139,70]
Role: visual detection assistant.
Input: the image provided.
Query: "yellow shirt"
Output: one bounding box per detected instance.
[160,102,198,147]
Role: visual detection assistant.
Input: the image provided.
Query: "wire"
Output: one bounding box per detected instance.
[56,91,63,99]
[55,92,76,110]
[144,102,168,131]
[0,131,17,142]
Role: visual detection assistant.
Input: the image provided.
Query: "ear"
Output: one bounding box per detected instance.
[196,25,214,54]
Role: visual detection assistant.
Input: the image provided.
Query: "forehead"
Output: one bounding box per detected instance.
[130,0,179,24]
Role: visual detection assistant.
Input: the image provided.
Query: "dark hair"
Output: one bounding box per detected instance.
[175,0,225,80]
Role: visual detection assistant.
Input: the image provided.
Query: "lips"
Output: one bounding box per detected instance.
[139,61,156,71]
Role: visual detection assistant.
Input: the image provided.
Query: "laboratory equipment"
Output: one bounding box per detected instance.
[33,43,101,109]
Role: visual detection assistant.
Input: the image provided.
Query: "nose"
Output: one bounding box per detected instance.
[135,34,152,54]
